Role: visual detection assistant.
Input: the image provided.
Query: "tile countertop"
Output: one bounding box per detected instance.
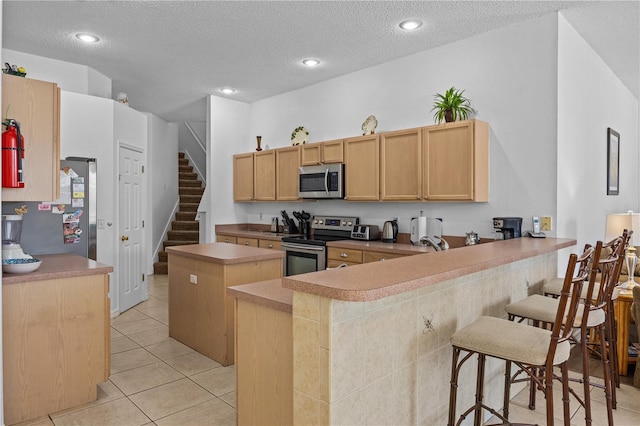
[228,278,292,314]
[283,237,576,302]
[2,253,113,285]
[166,242,284,264]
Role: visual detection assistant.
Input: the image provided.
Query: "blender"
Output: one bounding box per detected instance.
[2,215,32,260]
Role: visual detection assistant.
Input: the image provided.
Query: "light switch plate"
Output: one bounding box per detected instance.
[189,274,198,284]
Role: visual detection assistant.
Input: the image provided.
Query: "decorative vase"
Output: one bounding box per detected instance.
[256,136,262,152]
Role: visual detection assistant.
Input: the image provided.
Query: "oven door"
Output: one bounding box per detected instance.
[281,242,326,276]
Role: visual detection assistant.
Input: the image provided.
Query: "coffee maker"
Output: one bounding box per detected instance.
[492,217,523,240]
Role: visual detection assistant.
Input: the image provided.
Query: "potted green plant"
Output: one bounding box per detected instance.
[431,87,476,124]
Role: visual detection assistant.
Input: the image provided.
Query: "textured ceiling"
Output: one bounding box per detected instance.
[3,1,638,123]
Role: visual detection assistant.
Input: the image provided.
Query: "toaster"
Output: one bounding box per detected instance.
[351,224,380,241]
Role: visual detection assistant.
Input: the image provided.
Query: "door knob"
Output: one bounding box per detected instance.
[121,235,129,241]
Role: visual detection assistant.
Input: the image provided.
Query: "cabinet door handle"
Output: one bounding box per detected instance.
[245,241,250,245]
[380,257,386,261]
[268,244,273,248]
[225,239,230,243]
[340,253,348,258]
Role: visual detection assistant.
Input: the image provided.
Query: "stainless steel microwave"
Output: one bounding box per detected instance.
[298,164,344,199]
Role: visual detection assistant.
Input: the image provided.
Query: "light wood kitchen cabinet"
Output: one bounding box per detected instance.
[328,247,363,264]
[2,255,111,425]
[233,153,254,201]
[422,120,489,201]
[363,250,406,263]
[168,244,283,366]
[276,146,300,201]
[300,139,344,165]
[216,234,237,244]
[344,134,379,200]
[259,239,282,250]
[2,74,60,201]
[380,127,422,201]
[237,237,259,247]
[254,150,276,200]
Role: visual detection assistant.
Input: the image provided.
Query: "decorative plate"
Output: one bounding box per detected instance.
[362,115,378,135]
[3,258,42,274]
[291,126,309,145]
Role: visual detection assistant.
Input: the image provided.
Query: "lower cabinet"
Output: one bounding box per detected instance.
[237,237,259,247]
[328,246,408,267]
[2,272,110,425]
[328,247,363,265]
[363,250,406,263]
[216,235,237,244]
[216,234,282,250]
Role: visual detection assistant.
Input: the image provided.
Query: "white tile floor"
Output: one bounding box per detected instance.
[11,274,640,425]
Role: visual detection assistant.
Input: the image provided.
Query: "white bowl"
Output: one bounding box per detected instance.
[2,258,42,274]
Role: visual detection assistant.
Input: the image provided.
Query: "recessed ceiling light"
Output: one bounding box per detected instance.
[75,33,100,43]
[302,59,320,67]
[219,87,237,94]
[399,20,423,31]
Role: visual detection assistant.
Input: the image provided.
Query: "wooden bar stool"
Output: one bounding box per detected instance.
[448,247,594,426]
[504,234,626,426]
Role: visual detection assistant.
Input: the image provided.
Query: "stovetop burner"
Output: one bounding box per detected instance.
[281,215,359,246]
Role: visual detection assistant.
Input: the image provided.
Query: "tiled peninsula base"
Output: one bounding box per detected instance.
[291,252,558,425]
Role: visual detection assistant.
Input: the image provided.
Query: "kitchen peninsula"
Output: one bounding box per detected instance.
[231,237,575,424]
[2,254,112,425]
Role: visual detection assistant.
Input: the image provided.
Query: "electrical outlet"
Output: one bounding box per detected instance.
[189,274,198,284]
[540,216,552,232]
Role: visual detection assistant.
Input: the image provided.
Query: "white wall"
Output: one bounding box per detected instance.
[206,95,251,239]
[208,14,561,240]
[2,48,111,98]
[60,92,149,314]
[59,91,118,307]
[556,14,640,268]
[148,114,179,272]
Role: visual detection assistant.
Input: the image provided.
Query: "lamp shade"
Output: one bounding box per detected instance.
[605,211,640,245]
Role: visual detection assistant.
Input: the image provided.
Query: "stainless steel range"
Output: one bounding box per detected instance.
[281,215,359,276]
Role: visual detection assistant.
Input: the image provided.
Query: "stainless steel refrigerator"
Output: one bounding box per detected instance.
[2,157,97,260]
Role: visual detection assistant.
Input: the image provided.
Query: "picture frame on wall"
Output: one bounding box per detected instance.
[607,127,620,195]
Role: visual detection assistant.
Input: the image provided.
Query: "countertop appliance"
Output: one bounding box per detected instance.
[351,224,380,241]
[2,157,97,260]
[410,216,427,245]
[2,214,29,260]
[281,215,358,276]
[493,217,523,240]
[382,220,398,243]
[298,164,344,199]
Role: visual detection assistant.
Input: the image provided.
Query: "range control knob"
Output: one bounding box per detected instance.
[347,221,353,226]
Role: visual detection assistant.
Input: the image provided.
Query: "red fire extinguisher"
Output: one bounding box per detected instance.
[2,119,25,188]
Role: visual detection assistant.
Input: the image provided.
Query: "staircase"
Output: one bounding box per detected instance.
[153,152,204,274]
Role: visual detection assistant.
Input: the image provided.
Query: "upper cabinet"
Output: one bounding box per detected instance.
[380,128,422,201]
[276,146,300,201]
[233,153,254,201]
[2,74,60,201]
[344,134,379,201]
[232,119,489,203]
[300,139,344,166]
[254,150,276,201]
[422,120,489,202]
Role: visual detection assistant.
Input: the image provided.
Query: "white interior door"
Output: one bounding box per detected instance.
[118,145,146,312]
